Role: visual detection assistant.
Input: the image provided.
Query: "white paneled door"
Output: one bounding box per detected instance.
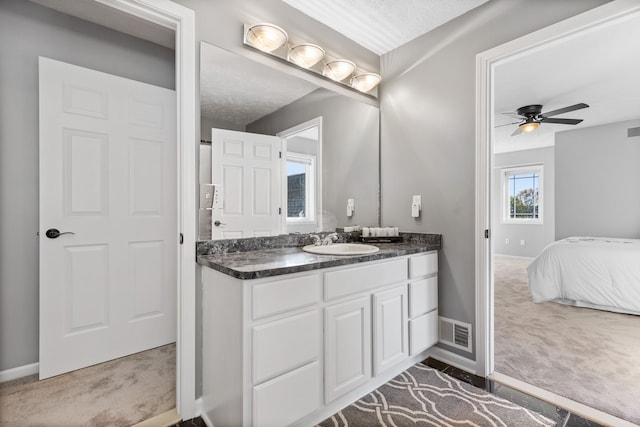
[211,128,282,239]
[38,57,177,379]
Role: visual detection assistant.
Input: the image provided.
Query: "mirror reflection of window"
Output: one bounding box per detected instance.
[287,153,315,223]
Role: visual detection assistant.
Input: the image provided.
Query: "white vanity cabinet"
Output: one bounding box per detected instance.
[201,250,438,427]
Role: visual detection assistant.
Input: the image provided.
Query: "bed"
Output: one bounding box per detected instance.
[527,237,640,315]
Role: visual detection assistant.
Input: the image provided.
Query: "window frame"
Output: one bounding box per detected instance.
[285,152,316,224]
[501,164,544,225]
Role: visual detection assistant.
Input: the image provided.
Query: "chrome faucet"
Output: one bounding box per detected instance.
[322,233,338,246]
[309,234,322,246]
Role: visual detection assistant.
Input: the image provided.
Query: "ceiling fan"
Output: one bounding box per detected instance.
[499,103,589,136]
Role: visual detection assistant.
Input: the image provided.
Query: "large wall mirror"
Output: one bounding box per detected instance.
[199,41,380,240]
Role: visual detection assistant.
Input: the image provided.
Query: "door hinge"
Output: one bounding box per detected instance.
[484,229,490,239]
[179,233,184,244]
[279,151,282,159]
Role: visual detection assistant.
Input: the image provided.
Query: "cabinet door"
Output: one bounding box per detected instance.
[325,296,371,403]
[373,285,408,376]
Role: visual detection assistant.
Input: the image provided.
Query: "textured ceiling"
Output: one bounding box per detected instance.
[493,12,640,153]
[200,43,318,126]
[281,0,490,55]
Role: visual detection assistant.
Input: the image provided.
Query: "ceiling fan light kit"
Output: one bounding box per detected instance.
[501,102,589,136]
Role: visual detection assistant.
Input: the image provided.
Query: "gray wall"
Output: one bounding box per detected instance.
[556,119,640,240]
[379,0,610,360]
[247,88,380,231]
[0,0,174,372]
[493,147,555,257]
[200,116,244,140]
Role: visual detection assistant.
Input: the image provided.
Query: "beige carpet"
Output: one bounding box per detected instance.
[0,344,175,427]
[494,255,640,425]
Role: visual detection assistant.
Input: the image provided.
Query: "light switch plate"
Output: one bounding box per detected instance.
[200,184,214,209]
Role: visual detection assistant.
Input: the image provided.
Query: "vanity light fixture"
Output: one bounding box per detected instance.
[244,23,288,52]
[520,118,540,133]
[243,22,381,96]
[323,59,356,82]
[288,43,325,69]
[350,72,382,93]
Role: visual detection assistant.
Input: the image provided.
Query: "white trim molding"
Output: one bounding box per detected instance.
[475,0,640,384]
[490,372,638,427]
[0,363,39,383]
[427,347,477,375]
[278,117,324,232]
[89,0,198,419]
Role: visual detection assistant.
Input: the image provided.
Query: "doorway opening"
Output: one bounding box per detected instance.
[476,2,640,425]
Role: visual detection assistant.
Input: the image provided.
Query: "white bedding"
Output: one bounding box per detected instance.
[527,237,640,315]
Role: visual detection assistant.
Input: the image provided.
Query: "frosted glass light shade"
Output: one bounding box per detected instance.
[323,60,356,82]
[288,44,325,68]
[350,72,381,93]
[520,120,540,133]
[245,23,288,52]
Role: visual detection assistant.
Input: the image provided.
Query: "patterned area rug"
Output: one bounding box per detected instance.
[494,255,640,424]
[317,363,554,427]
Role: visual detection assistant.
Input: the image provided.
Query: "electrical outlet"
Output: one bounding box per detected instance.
[520,239,526,246]
[505,238,510,245]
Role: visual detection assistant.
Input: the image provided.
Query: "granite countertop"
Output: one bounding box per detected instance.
[197,233,441,280]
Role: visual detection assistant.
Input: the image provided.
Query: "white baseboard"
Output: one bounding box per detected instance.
[427,346,477,375]
[493,254,535,260]
[194,398,202,417]
[201,409,213,427]
[0,362,39,383]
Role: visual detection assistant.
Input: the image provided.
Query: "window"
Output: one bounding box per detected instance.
[501,165,543,224]
[286,153,315,223]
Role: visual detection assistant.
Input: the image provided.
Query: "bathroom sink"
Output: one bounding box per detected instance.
[302,243,379,256]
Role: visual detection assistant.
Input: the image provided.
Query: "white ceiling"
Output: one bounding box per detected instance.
[282,0,490,55]
[200,43,318,127]
[493,12,640,153]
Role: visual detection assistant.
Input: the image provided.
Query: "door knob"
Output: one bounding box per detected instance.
[214,221,226,227]
[45,228,75,239]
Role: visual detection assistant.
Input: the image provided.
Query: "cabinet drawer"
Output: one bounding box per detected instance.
[409,252,438,279]
[253,310,320,384]
[253,361,321,427]
[409,310,438,355]
[408,277,438,318]
[252,274,321,320]
[325,258,407,301]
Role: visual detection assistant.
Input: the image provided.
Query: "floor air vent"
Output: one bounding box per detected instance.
[439,316,472,352]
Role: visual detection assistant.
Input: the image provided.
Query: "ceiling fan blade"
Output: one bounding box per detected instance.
[541,103,589,118]
[511,127,523,136]
[495,121,522,128]
[541,118,583,125]
[501,112,522,119]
